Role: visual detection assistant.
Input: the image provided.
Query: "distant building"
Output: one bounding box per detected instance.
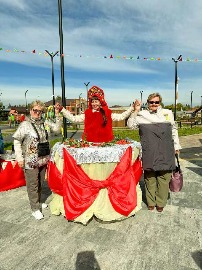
[45,98,87,115]
[110,106,131,127]
[110,105,147,127]
[177,110,196,119]
[9,106,26,114]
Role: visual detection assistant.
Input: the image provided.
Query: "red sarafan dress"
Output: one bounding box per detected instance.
[82,107,113,143]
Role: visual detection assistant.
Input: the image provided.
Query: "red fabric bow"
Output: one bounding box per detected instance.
[47,147,143,220]
[47,161,63,196]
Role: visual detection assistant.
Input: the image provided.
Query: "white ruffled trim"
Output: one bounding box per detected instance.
[51,141,141,164]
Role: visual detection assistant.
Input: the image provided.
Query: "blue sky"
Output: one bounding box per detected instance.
[0,0,202,107]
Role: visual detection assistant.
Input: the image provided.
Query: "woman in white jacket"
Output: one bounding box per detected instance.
[127,93,181,212]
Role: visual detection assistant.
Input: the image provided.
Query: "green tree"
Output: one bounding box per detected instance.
[176,103,183,111]
[183,104,191,110]
[164,104,174,110]
[56,96,62,101]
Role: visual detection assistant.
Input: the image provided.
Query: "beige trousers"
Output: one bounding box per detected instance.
[24,165,47,211]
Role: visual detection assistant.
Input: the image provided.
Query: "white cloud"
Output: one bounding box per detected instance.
[0,0,27,9]
[0,0,202,107]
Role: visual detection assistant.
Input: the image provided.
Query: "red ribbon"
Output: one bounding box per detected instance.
[48,147,142,220]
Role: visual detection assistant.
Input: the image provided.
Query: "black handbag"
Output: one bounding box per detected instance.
[37,142,50,157]
[31,123,50,157]
[169,154,183,192]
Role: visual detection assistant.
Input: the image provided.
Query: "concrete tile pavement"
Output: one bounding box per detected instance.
[0,134,201,270]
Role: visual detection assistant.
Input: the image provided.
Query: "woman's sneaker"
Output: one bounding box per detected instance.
[32,210,44,220]
[42,203,48,209]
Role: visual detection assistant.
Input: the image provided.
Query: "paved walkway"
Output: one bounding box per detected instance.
[0,134,201,270]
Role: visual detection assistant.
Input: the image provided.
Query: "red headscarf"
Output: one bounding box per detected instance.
[88,86,108,108]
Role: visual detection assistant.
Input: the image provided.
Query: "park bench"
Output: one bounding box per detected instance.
[177,118,199,128]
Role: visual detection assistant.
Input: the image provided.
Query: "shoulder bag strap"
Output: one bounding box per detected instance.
[175,153,180,170]
[31,123,48,141]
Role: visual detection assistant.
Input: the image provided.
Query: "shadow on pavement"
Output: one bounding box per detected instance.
[75,251,101,270]
[191,250,202,269]
[186,167,202,176]
[180,146,202,174]
[41,181,52,203]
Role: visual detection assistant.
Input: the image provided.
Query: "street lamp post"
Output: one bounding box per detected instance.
[84,82,90,109]
[176,76,179,105]
[79,93,82,114]
[58,0,67,138]
[190,91,193,110]
[201,96,202,124]
[0,92,2,110]
[140,91,143,103]
[25,90,28,115]
[172,55,182,121]
[45,50,59,117]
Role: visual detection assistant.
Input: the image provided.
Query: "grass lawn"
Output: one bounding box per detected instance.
[2,126,202,150]
[40,125,202,147]
[115,126,202,141]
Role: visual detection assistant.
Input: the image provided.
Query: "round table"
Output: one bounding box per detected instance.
[48,141,142,225]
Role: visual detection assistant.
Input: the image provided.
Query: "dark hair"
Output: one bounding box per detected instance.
[91,97,107,126]
[100,107,107,126]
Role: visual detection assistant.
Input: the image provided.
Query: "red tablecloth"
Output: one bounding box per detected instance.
[0,158,26,192]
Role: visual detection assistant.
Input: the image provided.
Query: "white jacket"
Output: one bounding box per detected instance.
[127,106,181,151]
[61,106,134,123]
[13,117,62,169]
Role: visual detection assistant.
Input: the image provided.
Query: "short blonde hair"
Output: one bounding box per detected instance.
[147,93,162,103]
[30,100,45,111]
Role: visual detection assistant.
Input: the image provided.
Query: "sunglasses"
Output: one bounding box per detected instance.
[32,109,42,114]
[148,101,160,105]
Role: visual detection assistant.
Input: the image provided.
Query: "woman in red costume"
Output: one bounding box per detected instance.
[55,85,134,143]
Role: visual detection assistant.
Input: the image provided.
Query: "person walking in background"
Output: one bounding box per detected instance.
[13,100,62,220]
[11,113,16,127]
[8,114,11,128]
[55,85,134,143]
[127,93,181,212]
[8,112,16,128]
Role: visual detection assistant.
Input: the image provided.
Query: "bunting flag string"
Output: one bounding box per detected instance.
[0,47,202,62]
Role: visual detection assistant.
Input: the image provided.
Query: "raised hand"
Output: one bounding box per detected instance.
[133,99,142,112]
[18,160,24,168]
[54,102,63,112]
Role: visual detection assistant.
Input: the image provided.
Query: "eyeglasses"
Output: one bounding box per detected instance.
[32,109,42,114]
[148,101,160,105]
